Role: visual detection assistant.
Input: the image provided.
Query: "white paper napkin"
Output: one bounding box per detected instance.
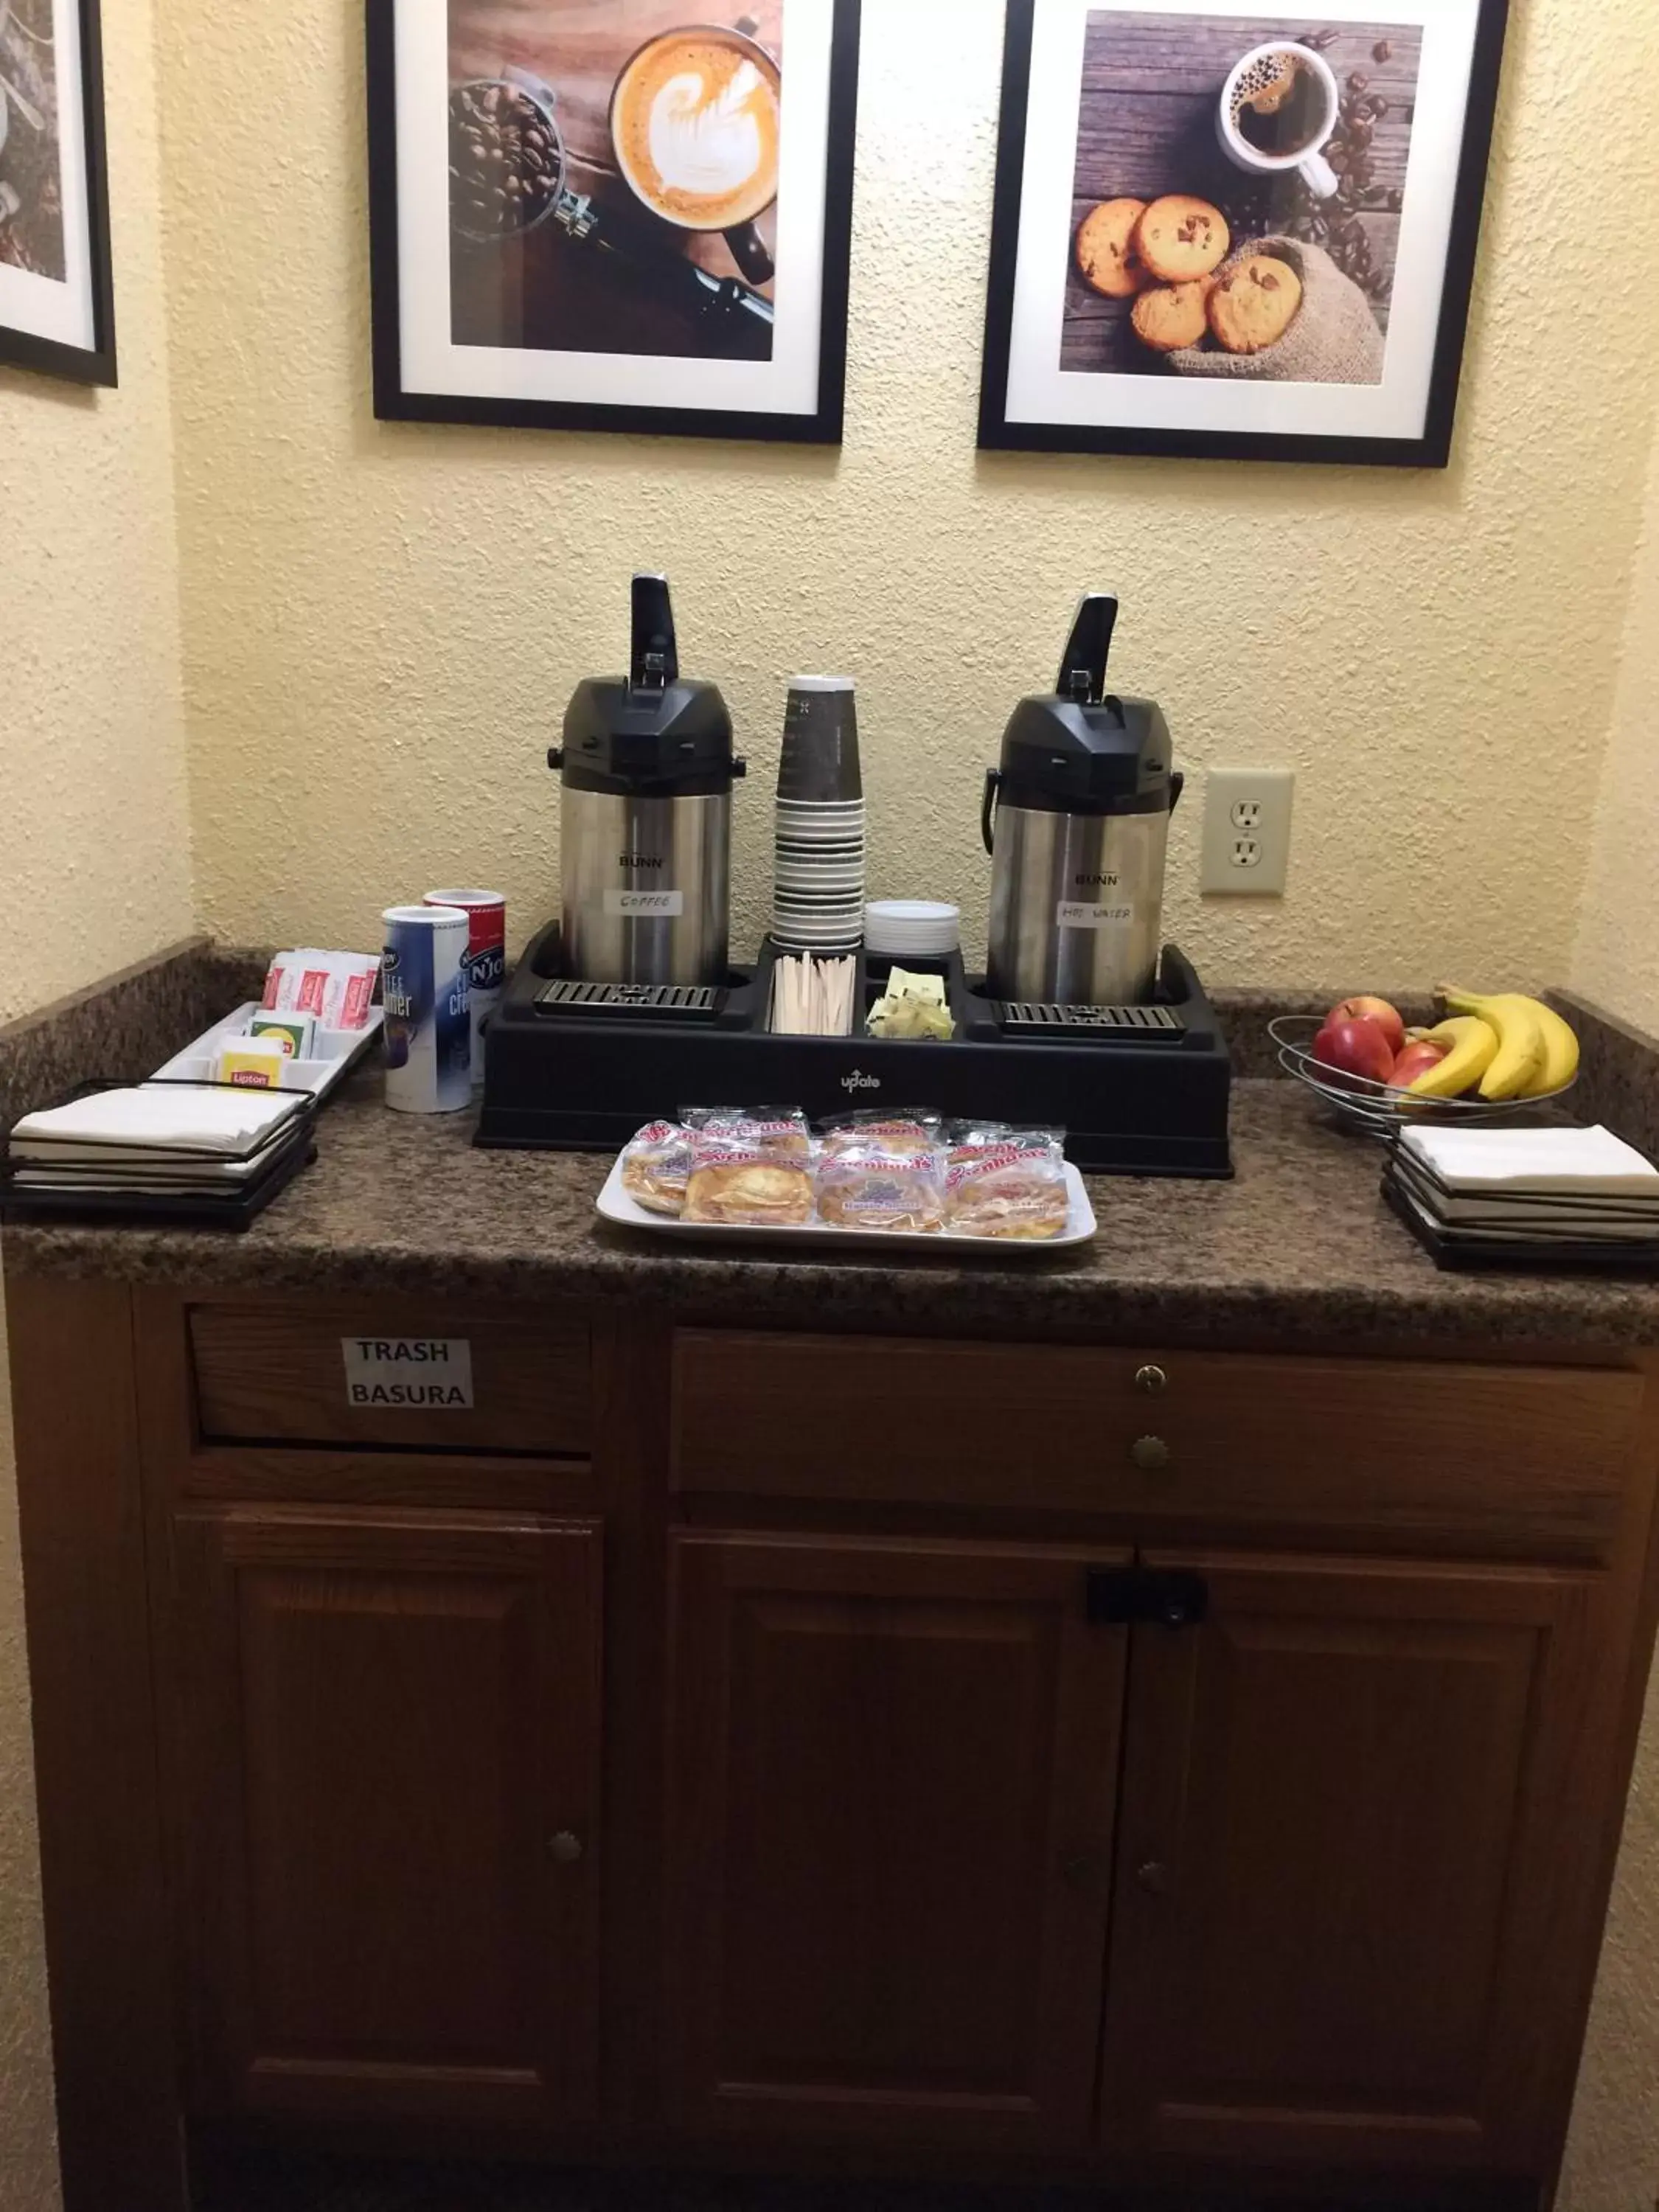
[1400,1124,1659,1199]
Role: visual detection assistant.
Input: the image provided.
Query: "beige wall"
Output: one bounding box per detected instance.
[1557,421,1659,2211]
[1573,433,1659,1036]
[159,0,1659,993]
[0,0,194,2200]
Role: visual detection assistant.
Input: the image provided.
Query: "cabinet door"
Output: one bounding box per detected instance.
[1100,1553,1612,2177]
[171,1509,601,2124]
[666,1534,1129,2152]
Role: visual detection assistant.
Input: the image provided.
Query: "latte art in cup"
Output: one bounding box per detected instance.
[614,32,782,230]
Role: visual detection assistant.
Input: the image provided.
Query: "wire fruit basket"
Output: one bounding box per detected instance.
[1269,1015,1579,1142]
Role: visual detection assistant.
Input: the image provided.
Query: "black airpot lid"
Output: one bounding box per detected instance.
[550,575,746,799]
[995,595,1176,818]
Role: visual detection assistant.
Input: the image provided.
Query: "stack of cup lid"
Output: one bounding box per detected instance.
[773,677,865,957]
[864,901,961,961]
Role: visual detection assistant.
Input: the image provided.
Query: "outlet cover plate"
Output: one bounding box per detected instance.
[1200,769,1295,897]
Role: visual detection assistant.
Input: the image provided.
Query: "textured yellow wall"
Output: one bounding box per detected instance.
[1557,424,1659,2212]
[159,0,1659,992]
[0,0,192,2200]
[1573,436,1659,1035]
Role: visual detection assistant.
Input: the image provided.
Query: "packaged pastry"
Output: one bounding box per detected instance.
[816,1131,947,1234]
[820,1110,943,1158]
[619,1121,695,1217]
[682,1107,812,1166]
[683,1135,814,1228]
[945,1125,1071,1241]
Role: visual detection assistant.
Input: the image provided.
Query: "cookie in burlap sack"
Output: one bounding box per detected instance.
[1168,236,1385,386]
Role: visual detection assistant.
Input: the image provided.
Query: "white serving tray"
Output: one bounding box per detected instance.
[153,1003,383,1101]
[597,1158,1099,1255]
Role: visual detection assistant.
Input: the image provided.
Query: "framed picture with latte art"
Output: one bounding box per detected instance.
[978,0,1509,466]
[366,0,860,443]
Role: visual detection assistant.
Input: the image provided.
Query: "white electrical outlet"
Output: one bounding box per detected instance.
[1201,770,1295,897]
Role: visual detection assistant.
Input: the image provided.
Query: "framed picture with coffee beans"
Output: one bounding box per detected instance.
[0,0,116,387]
[367,0,860,444]
[978,0,1508,466]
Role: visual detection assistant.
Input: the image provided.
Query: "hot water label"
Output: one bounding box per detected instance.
[1057,901,1135,931]
[341,1338,475,1410]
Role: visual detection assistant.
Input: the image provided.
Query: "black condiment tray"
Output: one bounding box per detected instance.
[478,926,1234,1178]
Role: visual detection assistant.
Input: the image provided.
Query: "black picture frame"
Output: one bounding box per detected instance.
[0,0,116,388]
[978,0,1508,468]
[366,0,860,445]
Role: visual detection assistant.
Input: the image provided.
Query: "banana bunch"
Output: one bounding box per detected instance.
[1404,989,1580,1102]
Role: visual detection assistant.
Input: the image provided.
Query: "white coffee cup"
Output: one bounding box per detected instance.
[1217,42,1340,201]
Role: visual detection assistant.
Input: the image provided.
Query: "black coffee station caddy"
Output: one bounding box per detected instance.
[476,925,1234,1178]
[481,581,1234,1180]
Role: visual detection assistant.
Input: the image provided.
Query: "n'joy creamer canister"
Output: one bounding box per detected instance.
[382,905,471,1113]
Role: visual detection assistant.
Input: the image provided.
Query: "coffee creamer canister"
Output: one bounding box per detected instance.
[382,906,472,1115]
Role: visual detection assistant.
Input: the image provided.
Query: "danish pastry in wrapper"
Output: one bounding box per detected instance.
[682,1107,812,1167]
[816,1130,947,1234]
[820,1110,943,1160]
[684,1134,815,1228]
[620,1121,695,1217]
[945,1126,1071,1241]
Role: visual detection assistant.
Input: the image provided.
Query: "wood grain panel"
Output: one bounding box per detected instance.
[1099,1553,1614,2175]
[188,1298,591,1457]
[170,1509,602,2124]
[7,1276,189,2212]
[671,1332,1644,1561]
[666,1533,1128,2152]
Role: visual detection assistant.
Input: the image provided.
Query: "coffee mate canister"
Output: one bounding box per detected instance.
[382,906,472,1114]
[424,889,507,1088]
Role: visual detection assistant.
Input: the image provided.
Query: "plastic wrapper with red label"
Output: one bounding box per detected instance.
[683,1133,815,1228]
[819,1110,943,1159]
[945,1125,1071,1242]
[816,1131,947,1234]
[619,1121,695,1217]
[262,949,381,1032]
[681,1107,812,1167]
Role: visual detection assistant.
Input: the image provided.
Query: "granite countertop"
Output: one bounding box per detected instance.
[7,1071,1659,1351]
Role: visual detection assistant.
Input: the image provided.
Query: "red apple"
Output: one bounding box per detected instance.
[1388,1040,1450,1092]
[1312,1016,1397,1086]
[1330,995,1407,1057]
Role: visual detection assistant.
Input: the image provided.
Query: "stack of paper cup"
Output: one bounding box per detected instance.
[773,678,864,957]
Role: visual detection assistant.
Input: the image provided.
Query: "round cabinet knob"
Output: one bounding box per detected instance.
[1134,1364,1169,1397]
[1136,1860,1170,1896]
[548,1831,585,1865]
[1131,1435,1172,1472]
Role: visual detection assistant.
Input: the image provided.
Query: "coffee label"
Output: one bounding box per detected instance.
[1057,900,1135,931]
[605,888,686,919]
[341,1338,474,1411]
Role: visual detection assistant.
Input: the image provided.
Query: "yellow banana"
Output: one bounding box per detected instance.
[1405,1016,1498,1099]
[1439,987,1576,1099]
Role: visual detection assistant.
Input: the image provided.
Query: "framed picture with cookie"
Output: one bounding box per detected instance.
[367,0,860,443]
[978,0,1509,466]
[0,0,116,387]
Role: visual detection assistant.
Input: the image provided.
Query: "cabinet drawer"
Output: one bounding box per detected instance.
[671,1332,1646,1559]
[189,1300,591,1457]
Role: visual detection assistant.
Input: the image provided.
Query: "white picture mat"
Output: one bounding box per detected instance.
[396,0,834,414]
[1004,0,1481,439]
[0,0,96,352]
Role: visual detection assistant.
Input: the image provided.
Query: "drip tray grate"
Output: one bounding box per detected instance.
[536,980,726,1021]
[997,1000,1186,1041]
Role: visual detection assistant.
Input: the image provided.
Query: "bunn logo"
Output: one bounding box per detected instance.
[1074,872,1122,888]
[619,853,667,872]
[841,1070,881,1093]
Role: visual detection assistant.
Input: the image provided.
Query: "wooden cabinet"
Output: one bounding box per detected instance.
[169,1508,602,2125]
[1099,1554,1615,2176]
[665,1533,1130,2152]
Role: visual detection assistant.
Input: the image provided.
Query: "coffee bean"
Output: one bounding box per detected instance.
[1373,38,1392,63]
[1368,95,1390,118]
[1349,72,1369,92]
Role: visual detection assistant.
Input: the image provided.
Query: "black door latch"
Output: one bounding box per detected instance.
[1087,1568,1208,1629]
